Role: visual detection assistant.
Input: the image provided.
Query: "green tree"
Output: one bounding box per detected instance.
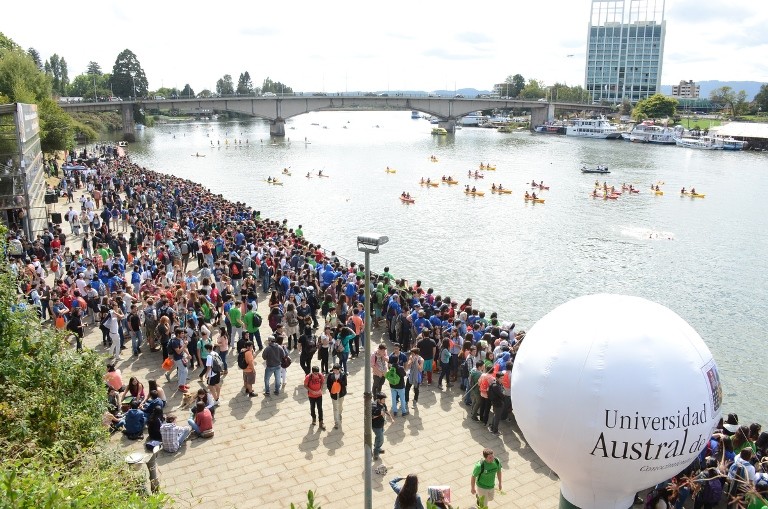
[197,88,212,98]
[261,77,293,95]
[753,84,768,116]
[549,82,589,103]
[110,49,148,98]
[59,57,69,95]
[709,86,748,116]
[0,49,52,103]
[237,71,253,95]
[180,83,195,98]
[26,48,41,70]
[619,99,632,115]
[0,32,20,52]
[38,98,76,151]
[86,60,102,76]
[519,78,546,99]
[632,93,677,120]
[216,74,235,96]
[68,73,111,100]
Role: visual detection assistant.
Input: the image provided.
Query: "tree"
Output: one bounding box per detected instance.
[197,88,212,98]
[619,99,632,116]
[0,49,52,103]
[180,83,195,98]
[86,61,102,76]
[68,73,111,100]
[110,49,148,98]
[26,48,41,70]
[709,86,748,116]
[498,74,525,98]
[632,93,677,120]
[753,84,768,115]
[549,82,589,103]
[59,57,69,95]
[237,71,253,95]
[519,78,546,99]
[216,74,234,96]
[260,77,293,95]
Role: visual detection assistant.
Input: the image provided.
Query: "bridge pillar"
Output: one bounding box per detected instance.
[530,106,548,131]
[270,118,285,137]
[121,104,135,142]
[438,118,456,133]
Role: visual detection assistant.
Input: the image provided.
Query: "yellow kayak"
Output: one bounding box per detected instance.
[265,180,283,186]
[443,180,460,185]
[385,168,397,174]
[430,157,439,162]
[682,192,705,198]
[654,190,664,195]
[464,190,485,196]
[492,188,512,194]
[524,197,545,203]
[419,182,439,187]
[480,164,496,171]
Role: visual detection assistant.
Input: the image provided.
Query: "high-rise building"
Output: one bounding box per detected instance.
[671,80,700,98]
[585,0,666,104]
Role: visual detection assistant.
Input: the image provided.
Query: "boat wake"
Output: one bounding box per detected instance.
[621,226,675,241]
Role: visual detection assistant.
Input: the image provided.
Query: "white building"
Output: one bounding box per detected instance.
[671,80,700,98]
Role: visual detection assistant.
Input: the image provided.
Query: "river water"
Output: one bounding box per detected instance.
[124,111,768,423]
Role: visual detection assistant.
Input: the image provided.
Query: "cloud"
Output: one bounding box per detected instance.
[239,26,281,37]
[422,47,492,61]
[454,32,494,45]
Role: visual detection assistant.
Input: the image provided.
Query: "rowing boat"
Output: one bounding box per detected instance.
[464,190,485,197]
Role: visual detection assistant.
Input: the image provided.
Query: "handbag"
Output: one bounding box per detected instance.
[161,357,174,371]
[330,380,341,394]
[55,315,66,329]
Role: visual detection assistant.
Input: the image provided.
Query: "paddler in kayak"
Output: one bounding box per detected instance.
[442,175,447,181]
[655,185,661,191]
[539,180,545,188]
[532,192,538,200]
[592,189,599,197]
[465,185,470,192]
[471,186,477,193]
[498,184,504,191]
[525,191,531,199]
[267,176,272,182]
[420,177,426,184]
[491,183,496,191]
[690,187,696,194]
[681,187,686,194]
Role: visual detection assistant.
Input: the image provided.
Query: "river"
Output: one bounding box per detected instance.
[122,111,768,423]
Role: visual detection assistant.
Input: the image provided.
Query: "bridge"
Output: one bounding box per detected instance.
[60,95,610,140]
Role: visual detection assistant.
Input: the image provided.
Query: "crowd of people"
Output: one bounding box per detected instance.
[5,146,768,508]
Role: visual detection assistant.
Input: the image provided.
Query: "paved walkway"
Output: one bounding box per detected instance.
[47,196,560,509]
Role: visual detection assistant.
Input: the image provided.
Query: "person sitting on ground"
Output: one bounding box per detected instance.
[122,400,146,439]
[160,414,191,453]
[147,406,165,442]
[141,389,166,417]
[187,401,214,438]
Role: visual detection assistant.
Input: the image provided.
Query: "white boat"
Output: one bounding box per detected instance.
[627,122,680,145]
[566,117,622,139]
[718,137,748,151]
[411,111,420,119]
[675,136,722,150]
[461,111,489,127]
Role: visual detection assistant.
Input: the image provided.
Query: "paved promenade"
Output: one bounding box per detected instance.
[48,200,560,509]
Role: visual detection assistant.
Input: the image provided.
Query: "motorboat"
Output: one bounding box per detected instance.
[675,137,722,150]
[580,166,610,174]
[566,117,622,139]
[534,124,566,135]
[431,127,448,135]
[627,122,680,144]
[411,111,420,119]
[461,112,489,127]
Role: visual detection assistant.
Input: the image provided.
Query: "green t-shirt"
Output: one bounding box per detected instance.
[295,227,303,237]
[472,458,501,490]
[244,311,261,333]
[229,307,243,328]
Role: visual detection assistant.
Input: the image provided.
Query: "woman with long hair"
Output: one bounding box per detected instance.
[389,474,424,509]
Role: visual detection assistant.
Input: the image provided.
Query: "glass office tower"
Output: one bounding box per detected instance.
[585,0,666,104]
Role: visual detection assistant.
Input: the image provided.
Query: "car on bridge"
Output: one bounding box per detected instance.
[455,94,465,98]
[262,92,276,97]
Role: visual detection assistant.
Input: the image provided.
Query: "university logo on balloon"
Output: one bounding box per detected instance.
[511,294,721,509]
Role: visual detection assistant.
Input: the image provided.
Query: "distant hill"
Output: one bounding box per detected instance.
[661,80,765,100]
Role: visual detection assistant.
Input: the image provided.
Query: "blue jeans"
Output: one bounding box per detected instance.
[390,387,406,415]
[188,418,200,434]
[131,330,143,354]
[373,426,384,455]
[219,351,228,371]
[264,366,281,393]
[175,358,188,386]
[339,351,349,374]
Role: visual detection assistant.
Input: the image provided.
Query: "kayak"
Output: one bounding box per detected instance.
[317,174,330,178]
[265,180,283,186]
[191,154,206,157]
[385,169,397,174]
[400,196,415,203]
[491,189,512,194]
[531,183,550,190]
[443,180,460,185]
[420,182,439,187]
[682,192,706,198]
[282,171,292,176]
[464,190,485,196]
[480,164,496,171]
[471,174,485,179]
[430,157,439,162]
[654,190,664,195]
[524,197,545,203]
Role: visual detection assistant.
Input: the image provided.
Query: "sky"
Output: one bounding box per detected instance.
[4,0,767,94]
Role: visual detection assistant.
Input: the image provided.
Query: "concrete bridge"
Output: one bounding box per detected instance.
[60,95,610,140]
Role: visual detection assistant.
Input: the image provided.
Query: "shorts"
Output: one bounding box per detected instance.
[423,359,433,372]
[243,371,255,385]
[476,486,495,502]
[208,373,221,386]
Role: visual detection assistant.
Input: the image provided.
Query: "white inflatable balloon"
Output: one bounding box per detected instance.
[511,294,722,509]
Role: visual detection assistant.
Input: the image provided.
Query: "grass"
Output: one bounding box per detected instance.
[678,117,722,129]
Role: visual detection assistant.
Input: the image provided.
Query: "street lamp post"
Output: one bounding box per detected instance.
[356,233,389,509]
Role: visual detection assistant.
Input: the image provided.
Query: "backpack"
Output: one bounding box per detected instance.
[237,350,248,369]
[231,263,240,276]
[180,242,190,255]
[253,312,263,328]
[211,352,224,374]
[728,462,749,497]
[143,308,157,328]
[305,336,318,356]
[479,374,491,393]
[385,366,400,386]
[280,348,292,368]
[702,477,723,505]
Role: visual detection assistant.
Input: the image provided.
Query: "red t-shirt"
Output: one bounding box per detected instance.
[194,408,213,432]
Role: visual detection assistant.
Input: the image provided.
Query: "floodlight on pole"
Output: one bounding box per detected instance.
[356,232,388,509]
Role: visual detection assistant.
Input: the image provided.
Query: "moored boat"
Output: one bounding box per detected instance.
[627,122,680,144]
[566,117,621,139]
[534,124,566,135]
